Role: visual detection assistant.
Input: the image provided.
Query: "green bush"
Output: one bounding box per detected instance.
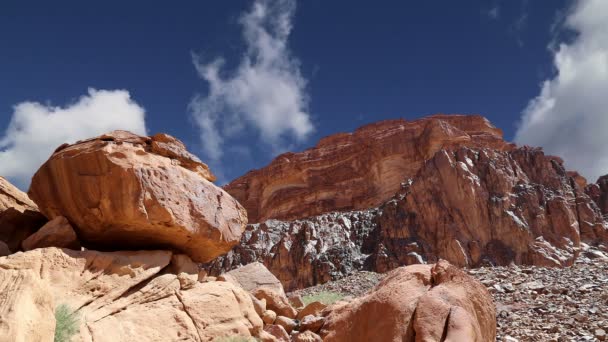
[301,291,344,306]
[54,304,79,342]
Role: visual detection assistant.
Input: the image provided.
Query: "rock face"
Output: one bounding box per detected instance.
[0,248,265,342]
[320,260,496,342]
[209,146,608,289]
[22,216,80,251]
[28,130,247,262]
[206,210,378,290]
[0,176,46,252]
[225,115,513,223]
[372,146,607,269]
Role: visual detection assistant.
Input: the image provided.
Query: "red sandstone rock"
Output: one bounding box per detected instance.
[28,130,247,262]
[373,147,606,269]
[320,261,496,342]
[0,177,46,251]
[22,216,80,251]
[225,115,513,223]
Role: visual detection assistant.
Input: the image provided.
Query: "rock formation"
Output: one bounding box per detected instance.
[206,210,378,290]
[28,130,247,262]
[210,118,608,289]
[0,248,265,341]
[320,260,496,341]
[372,146,607,269]
[0,176,46,251]
[225,115,513,223]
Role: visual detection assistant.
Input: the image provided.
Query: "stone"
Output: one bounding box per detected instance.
[0,268,55,342]
[297,301,327,320]
[0,176,46,251]
[292,330,323,342]
[253,287,298,319]
[275,315,297,334]
[219,262,284,295]
[262,310,277,325]
[0,247,266,341]
[300,315,325,333]
[288,294,305,309]
[226,115,511,223]
[320,260,496,342]
[21,216,80,251]
[28,130,247,262]
[264,324,290,342]
[596,329,606,341]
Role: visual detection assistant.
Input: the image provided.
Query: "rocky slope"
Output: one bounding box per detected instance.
[225,114,514,223]
[292,246,608,342]
[209,143,608,290]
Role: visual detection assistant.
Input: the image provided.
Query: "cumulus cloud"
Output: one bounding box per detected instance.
[515,0,608,183]
[189,0,314,161]
[0,88,147,188]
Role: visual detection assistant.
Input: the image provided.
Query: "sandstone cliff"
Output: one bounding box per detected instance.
[211,116,608,290]
[225,115,514,223]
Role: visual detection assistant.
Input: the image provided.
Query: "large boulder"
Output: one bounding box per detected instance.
[0,247,265,341]
[0,176,46,252]
[320,260,496,342]
[28,131,247,262]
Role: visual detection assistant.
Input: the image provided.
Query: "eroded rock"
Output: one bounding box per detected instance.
[28,130,247,262]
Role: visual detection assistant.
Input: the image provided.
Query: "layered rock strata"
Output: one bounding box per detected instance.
[225,115,513,223]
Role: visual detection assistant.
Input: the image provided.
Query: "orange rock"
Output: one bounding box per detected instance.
[0,176,46,251]
[0,247,266,341]
[297,301,326,320]
[264,324,290,342]
[225,115,512,223]
[28,130,247,262]
[253,287,297,319]
[21,216,80,251]
[320,261,495,342]
[300,315,325,333]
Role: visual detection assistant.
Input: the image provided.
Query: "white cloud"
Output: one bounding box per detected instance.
[189,0,314,161]
[0,88,147,188]
[515,0,608,183]
[487,5,500,20]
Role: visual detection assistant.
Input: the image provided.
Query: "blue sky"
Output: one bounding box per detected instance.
[2,0,608,188]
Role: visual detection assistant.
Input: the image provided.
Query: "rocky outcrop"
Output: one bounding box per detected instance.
[0,247,265,341]
[28,130,247,262]
[0,176,46,251]
[209,146,608,289]
[206,210,378,291]
[225,115,513,223]
[372,146,607,269]
[320,260,496,341]
[586,174,608,216]
[22,216,80,251]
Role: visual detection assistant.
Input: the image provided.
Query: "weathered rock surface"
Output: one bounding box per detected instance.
[226,115,513,223]
[372,146,607,269]
[320,260,496,341]
[292,245,608,341]
[206,210,378,290]
[0,247,265,342]
[0,176,46,251]
[210,145,608,289]
[21,216,80,251]
[28,130,247,262]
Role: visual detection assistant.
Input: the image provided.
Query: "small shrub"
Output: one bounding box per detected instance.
[301,291,344,306]
[54,304,79,342]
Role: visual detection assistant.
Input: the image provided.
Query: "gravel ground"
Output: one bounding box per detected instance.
[288,251,608,342]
